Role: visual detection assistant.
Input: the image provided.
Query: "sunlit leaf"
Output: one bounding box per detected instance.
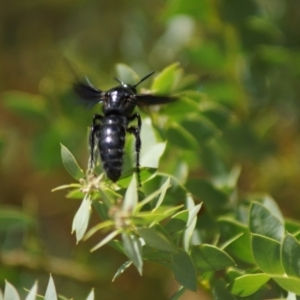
[84,220,114,240]
[230,273,270,297]
[115,63,139,85]
[25,282,38,300]
[140,143,166,168]
[60,144,84,180]
[4,281,20,300]
[122,174,138,213]
[250,202,284,242]
[85,289,94,300]
[153,177,171,210]
[152,63,180,94]
[183,195,201,251]
[45,275,57,300]
[91,230,121,252]
[122,234,143,275]
[72,195,92,243]
[272,276,300,295]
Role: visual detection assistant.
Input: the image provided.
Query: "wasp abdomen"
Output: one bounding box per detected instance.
[99,115,126,182]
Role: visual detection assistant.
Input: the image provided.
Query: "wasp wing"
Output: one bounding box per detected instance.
[135,94,176,106]
[73,78,105,108]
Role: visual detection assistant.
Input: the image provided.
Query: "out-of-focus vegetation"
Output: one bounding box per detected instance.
[1,0,300,299]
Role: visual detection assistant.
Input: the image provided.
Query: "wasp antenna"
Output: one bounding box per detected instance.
[134,71,155,88]
[114,77,124,84]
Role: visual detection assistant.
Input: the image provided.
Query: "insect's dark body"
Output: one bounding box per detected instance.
[98,115,126,182]
[73,72,174,184]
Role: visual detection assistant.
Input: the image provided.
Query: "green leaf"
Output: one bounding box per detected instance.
[115,63,139,85]
[250,202,284,241]
[251,234,284,275]
[153,177,171,210]
[25,281,37,300]
[4,281,20,300]
[191,244,235,272]
[112,261,132,282]
[122,234,143,275]
[84,220,114,240]
[140,143,166,168]
[260,195,284,223]
[230,273,270,297]
[60,144,84,180]
[122,174,138,213]
[172,250,197,292]
[134,179,172,213]
[166,122,198,149]
[72,195,92,243]
[282,233,300,277]
[218,218,254,264]
[137,228,175,252]
[181,116,220,143]
[272,276,300,295]
[91,230,121,252]
[51,183,81,192]
[151,63,180,94]
[45,275,57,300]
[165,210,189,236]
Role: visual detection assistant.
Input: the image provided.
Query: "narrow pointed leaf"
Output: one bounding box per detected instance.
[183,195,201,251]
[25,282,38,300]
[51,183,81,192]
[84,220,114,240]
[123,175,138,213]
[112,261,132,281]
[60,144,84,180]
[4,281,20,300]
[45,275,57,300]
[85,289,94,300]
[122,234,143,275]
[153,177,171,210]
[91,230,121,252]
[72,196,92,243]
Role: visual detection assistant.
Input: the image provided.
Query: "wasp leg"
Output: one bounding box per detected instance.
[89,114,103,170]
[127,113,142,186]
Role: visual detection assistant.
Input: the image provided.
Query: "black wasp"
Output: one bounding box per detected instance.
[73,71,175,185]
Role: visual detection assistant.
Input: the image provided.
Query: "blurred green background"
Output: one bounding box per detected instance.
[1,0,300,299]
